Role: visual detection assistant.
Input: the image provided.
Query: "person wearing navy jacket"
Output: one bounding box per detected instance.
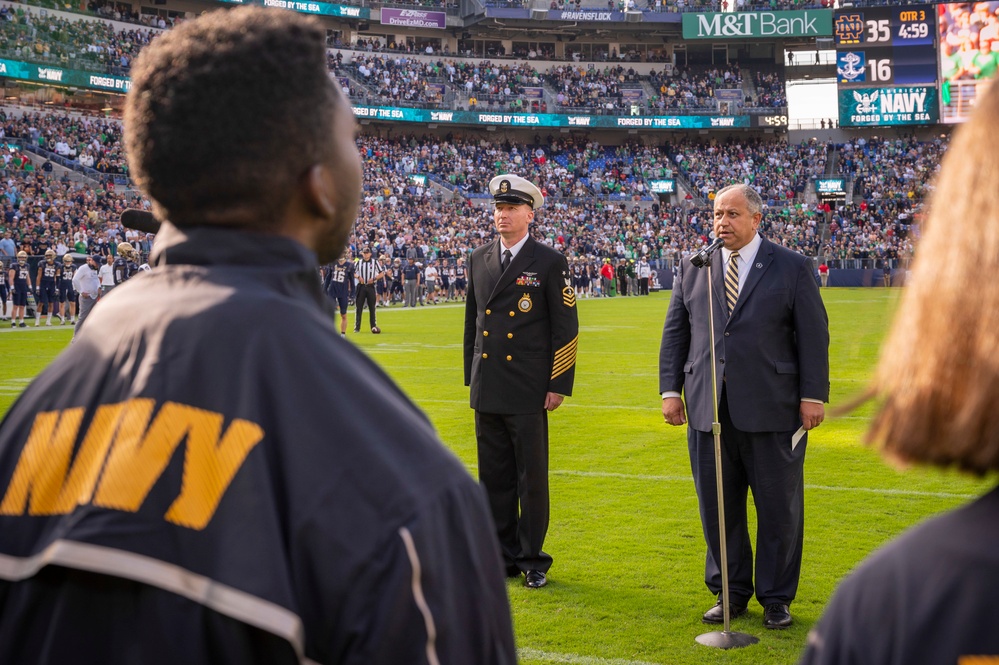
[0,8,515,665]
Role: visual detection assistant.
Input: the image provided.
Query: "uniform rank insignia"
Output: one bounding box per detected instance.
[562,286,576,308]
[518,293,533,312]
[516,273,540,288]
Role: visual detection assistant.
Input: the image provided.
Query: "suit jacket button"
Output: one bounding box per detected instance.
[506,355,512,361]
[485,309,491,315]
[482,353,488,359]
[507,333,513,339]
[509,311,515,317]
[483,331,489,336]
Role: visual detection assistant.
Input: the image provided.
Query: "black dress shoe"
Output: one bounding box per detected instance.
[506,566,522,579]
[763,603,792,629]
[701,600,748,624]
[524,570,547,588]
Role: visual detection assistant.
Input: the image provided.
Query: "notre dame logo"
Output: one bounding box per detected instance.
[835,14,865,45]
[499,180,510,194]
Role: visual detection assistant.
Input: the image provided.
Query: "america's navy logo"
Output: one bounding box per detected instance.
[853,90,880,114]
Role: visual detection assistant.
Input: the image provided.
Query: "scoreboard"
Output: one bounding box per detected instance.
[834,5,939,126]
[815,178,847,201]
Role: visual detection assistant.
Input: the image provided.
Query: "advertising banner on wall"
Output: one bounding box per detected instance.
[547,9,624,21]
[380,8,446,29]
[682,10,832,39]
[353,105,751,129]
[261,0,369,18]
[0,58,131,92]
[838,85,938,126]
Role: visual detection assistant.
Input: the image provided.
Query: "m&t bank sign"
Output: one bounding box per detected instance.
[682,10,832,39]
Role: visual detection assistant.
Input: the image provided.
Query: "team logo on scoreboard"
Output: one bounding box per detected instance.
[834,13,864,45]
[837,52,866,83]
[853,90,880,114]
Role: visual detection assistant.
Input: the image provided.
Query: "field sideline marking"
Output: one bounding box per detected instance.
[519,647,662,665]
[548,470,977,499]
[456,465,977,500]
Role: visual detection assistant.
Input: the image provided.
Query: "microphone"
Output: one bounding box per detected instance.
[689,236,725,269]
[120,209,161,235]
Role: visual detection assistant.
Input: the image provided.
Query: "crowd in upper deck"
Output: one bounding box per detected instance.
[0,106,945,272]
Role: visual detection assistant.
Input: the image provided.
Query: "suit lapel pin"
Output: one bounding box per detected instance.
[756,263,763,269]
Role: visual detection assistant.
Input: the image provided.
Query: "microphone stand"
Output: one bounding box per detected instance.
[692,246,759,650]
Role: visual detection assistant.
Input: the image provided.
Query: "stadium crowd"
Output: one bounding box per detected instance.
[336,54,757,113]
[0,167,149,261]
[0,107,949,283]
[752,71,787,109]
[0,4,787,116]
[816,136,948,266]
[0,109,127,175]
[672,137,828,204]
[0,3,159,76]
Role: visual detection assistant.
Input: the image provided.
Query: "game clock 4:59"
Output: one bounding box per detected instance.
[752,114,788,128]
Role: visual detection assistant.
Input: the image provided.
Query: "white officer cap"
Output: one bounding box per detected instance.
[489,174,544,210]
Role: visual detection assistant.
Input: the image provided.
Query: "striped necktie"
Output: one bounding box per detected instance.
[725,251,739,315]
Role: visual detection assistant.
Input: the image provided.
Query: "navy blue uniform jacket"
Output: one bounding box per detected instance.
[659,236,829,432]
[464,236,579,414]
[799,486,999,665]
[0,224,515,665]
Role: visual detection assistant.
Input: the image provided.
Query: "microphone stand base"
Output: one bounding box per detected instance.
[695,630,760,650]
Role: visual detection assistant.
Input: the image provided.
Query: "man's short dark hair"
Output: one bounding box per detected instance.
[125,7,339,230]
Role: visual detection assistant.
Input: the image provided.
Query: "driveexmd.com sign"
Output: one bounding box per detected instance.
[682,10,832,39]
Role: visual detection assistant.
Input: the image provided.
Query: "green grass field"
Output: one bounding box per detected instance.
[0,289,993,664]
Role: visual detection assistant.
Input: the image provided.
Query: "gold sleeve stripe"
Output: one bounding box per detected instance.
[551,358,576,380]
[552,351,575,368]
[553,336,577,363]
[551,336,578,380]
[552,350,575,368]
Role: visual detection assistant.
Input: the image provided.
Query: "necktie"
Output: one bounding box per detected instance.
[725,251,739,315]
[501,249,512,272]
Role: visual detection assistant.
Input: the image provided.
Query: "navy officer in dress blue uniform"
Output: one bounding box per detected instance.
[659,183,829,629]
[464,174,579,589]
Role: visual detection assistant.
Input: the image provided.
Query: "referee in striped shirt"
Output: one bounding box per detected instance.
[354,246,383,333]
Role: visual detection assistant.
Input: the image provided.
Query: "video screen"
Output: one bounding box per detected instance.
[938,2,999,122]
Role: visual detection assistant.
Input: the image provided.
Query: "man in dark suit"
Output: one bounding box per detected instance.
[464,174,579,589]
[659,183,829,629]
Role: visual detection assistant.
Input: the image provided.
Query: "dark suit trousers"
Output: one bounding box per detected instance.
[688,390,806,607]
[354,283,377,330]
[475,410,553,573]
